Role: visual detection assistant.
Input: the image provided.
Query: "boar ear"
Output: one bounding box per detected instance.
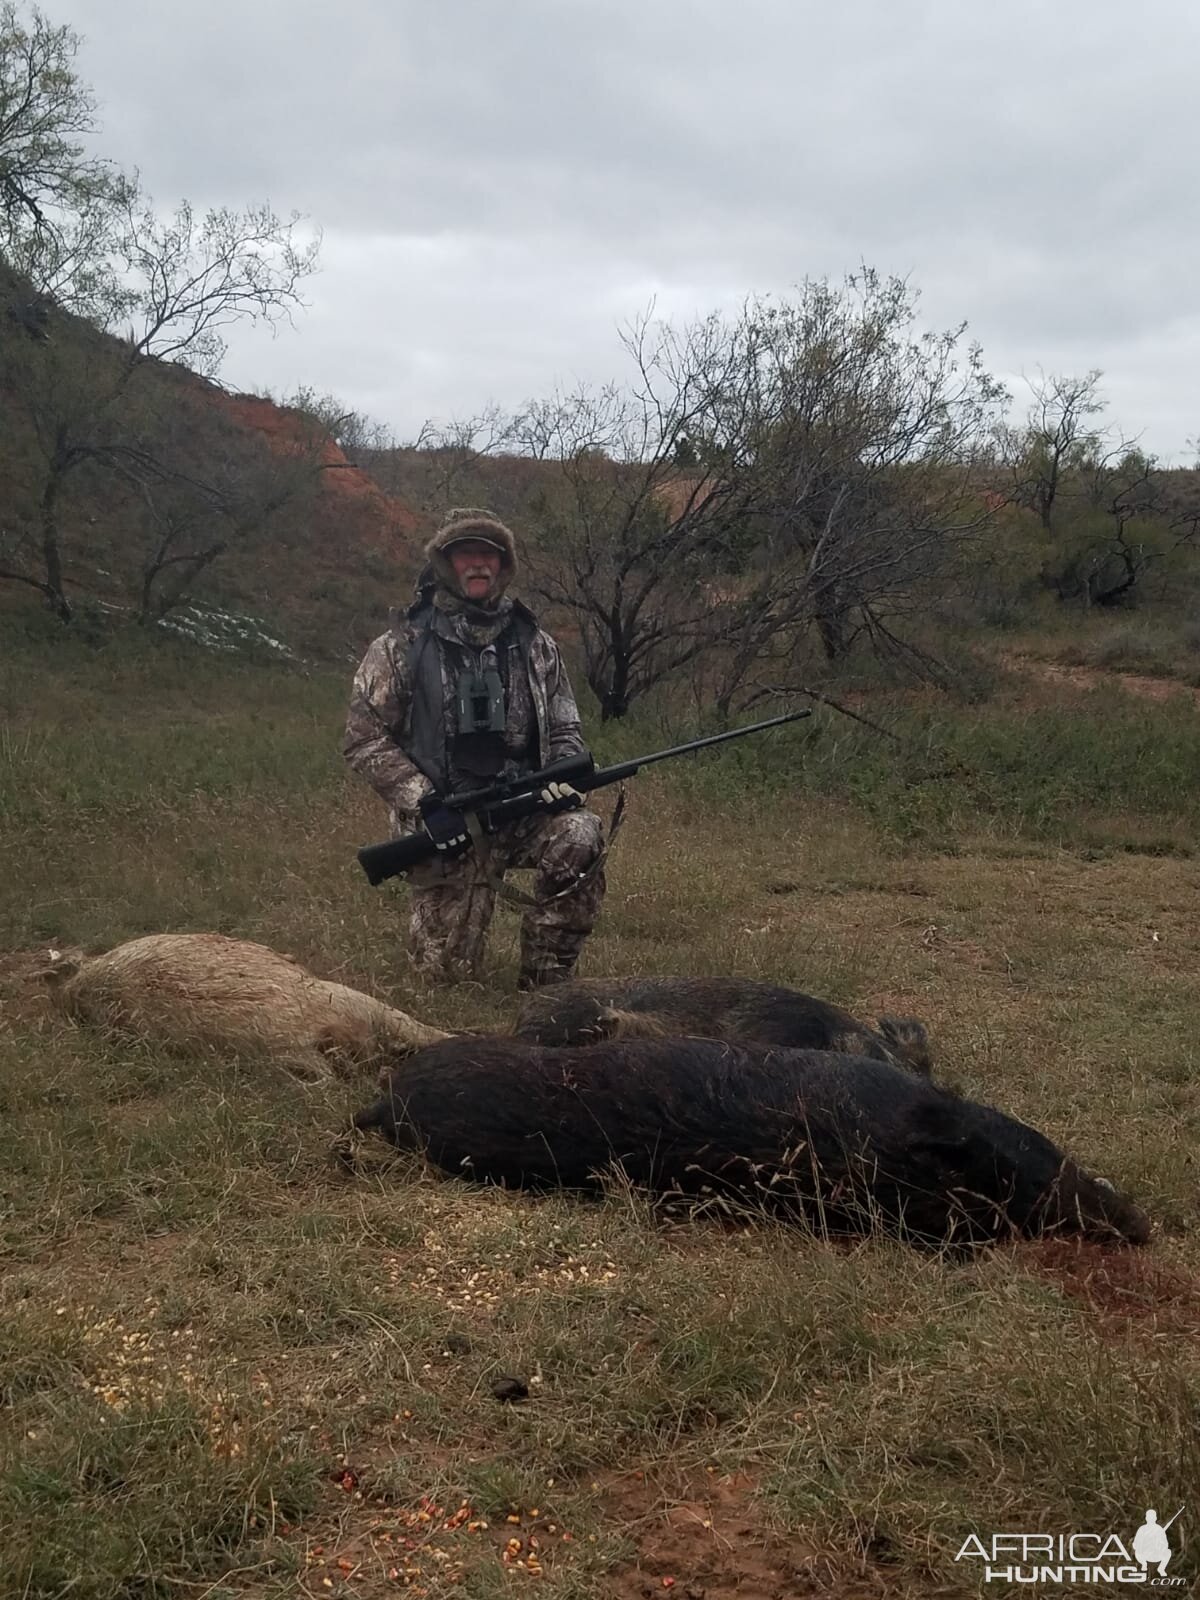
[877,1015,933,1076]
[877,1014,927,1047]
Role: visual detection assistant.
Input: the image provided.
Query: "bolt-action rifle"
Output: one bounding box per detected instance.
[355,709,812,887]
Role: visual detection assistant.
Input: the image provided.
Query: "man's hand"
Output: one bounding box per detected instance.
[422,803,471,855]
[540,781,585,813]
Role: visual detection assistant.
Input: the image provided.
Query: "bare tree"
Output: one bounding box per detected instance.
[508,313,775,720]
[281,384,394,466]
[1003,369,1106,532]
[1,310,126,618]
[0,3,130,252]
[410,277,1005,720]
[381,405,529,518]
[74,387,331,625]
[1,196,318,620]
[0,3,320,621]
[117,198,318,376]
[692,273,1006,716]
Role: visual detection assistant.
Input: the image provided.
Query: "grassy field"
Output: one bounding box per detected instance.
[1,613,1198,1599]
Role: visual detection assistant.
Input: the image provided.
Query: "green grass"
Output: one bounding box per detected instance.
[602,677,1200,853]
[1,617,1198,1597]
[999,608,1200,684]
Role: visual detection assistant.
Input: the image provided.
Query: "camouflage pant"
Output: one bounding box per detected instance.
[403,807,606,986]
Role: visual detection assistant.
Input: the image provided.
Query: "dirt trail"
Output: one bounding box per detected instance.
[1001,651,1200,706]
[602,1466,902,1600]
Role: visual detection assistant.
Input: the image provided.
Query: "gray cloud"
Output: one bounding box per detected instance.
[60,0,1200,457]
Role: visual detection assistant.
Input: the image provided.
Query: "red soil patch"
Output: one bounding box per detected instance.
[602,1466,899,1600]
[1019,1239,1200,1339]
[651,473,719,526]
[212,392,428,554]
[285,1484,540,1596]
[254,1444,905,1598]
[250,1440,607,1597]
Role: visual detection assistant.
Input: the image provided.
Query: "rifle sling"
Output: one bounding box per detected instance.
[463,788,627,908]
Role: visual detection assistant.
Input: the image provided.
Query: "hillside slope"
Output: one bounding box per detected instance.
[0,263,428,659]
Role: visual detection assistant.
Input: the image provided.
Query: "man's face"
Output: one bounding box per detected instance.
[448,540,503,601]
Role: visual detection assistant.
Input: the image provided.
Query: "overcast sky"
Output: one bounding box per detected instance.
[60,0,1199,459]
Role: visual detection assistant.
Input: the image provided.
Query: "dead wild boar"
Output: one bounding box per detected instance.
[39,932,448,1082]
[513,976,933,1078]
[352,1037,1150,1250]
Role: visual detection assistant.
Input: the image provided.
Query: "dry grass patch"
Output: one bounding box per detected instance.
[2,634,1199,1596]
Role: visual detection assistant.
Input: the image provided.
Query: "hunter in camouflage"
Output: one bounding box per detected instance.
[343,509,605,987]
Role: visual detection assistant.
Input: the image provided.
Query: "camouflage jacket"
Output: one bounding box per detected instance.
[343,603,587,831]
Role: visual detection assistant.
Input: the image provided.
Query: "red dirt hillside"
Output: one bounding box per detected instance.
[214,392,427,554]
[181,388,433,656]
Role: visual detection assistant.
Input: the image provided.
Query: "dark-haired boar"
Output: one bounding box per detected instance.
[352,1037,1150,1249]
[513,976,933,1078]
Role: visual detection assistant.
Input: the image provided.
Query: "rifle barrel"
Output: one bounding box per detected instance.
[608,709,811,776]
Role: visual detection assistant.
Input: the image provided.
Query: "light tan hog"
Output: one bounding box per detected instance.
[38,932,449,1083]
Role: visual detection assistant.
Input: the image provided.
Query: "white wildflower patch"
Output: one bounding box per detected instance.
[156,603,296,658]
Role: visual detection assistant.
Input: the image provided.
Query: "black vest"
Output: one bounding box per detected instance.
[401,599,540,793]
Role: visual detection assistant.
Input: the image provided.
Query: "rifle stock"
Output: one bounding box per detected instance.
[357,830,444,887]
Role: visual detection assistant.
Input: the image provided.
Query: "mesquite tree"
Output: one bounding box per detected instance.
[698,271,1008,714]
[0,5,320,620]
[421,275,1006,719]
